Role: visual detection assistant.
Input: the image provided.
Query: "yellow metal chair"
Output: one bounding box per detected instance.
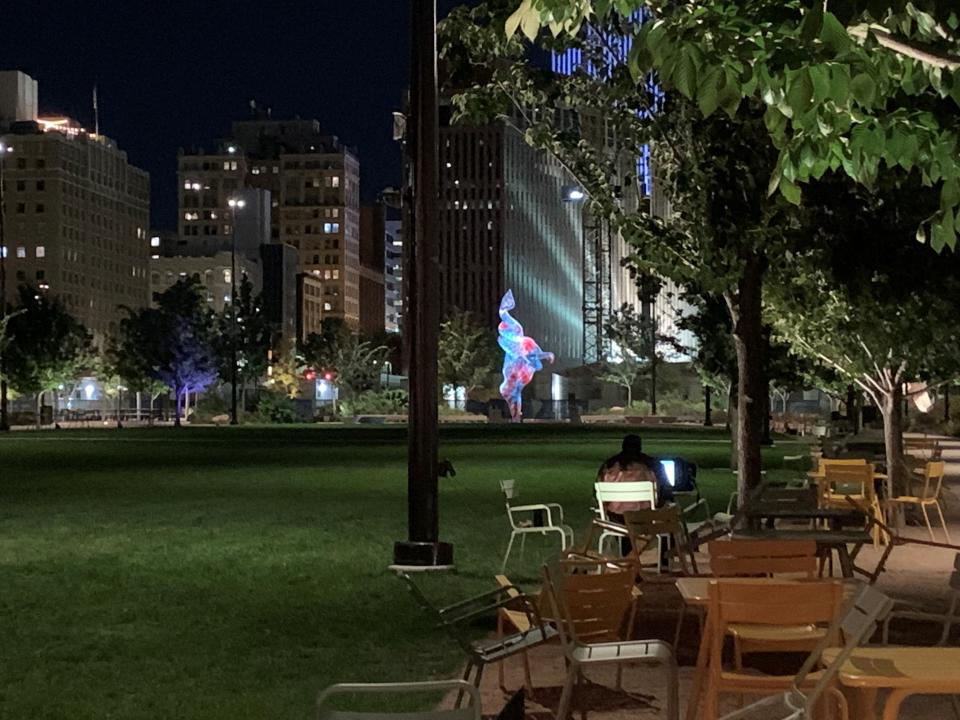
[885,460,951,543]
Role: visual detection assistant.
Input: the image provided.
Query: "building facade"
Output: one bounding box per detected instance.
[177,116,361,327]
[296,273,325,343]
[149,251,262,315]
[435,118,584,368]
[0,81,150,342]
[259,242,299,352]
[358,205,386,337]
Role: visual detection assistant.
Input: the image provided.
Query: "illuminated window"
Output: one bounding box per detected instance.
[223,269,231,283]
[150,237,161,248]
[251,168,260,175]
[323,222,340,233]
[323,302,332,311]
[332,269,340,280]
[16,246,25,258]
[323,269,331,280]
[36,246,45,258]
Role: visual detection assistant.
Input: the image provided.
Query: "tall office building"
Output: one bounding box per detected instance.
[0,72,150,342]
[435,116,583,368]
[178,112,361,327]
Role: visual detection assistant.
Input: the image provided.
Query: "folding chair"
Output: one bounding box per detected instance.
[396,572,557,707]
[717,584,894,720]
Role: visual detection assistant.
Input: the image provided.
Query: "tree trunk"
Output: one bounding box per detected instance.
[728,256,766,504]
[136,391,142,422]
[650,359,658,415]
[626,383,632,409]
[945,385,951,424]
[35,391,42,430]
[881,382,905,503]
[761,387,773,446]
[704,385,713,427]
[174,385,182,428]
[728,382,738,470]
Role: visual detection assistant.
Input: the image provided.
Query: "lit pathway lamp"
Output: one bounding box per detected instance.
[0,142,13,433]
[227,197,246,426]
[391,0,452,570]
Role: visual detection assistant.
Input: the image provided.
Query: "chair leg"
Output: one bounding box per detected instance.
[522,648,533,697]
[457,661,475,708]
[921,503,935,542]
[497,615,507,693]
[556,662,578,720]
[666,657,679,720]
[501,533,516,573]
[519,532,527,560]
[673,604,687,648]
[881,688,912,720]
[557,527,568,551]
[935,501,952,544]
[950,693,960,720]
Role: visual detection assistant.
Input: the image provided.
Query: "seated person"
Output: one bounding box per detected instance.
[597,434,674,559]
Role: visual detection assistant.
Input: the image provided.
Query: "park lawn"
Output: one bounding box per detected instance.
[0,425,808,719]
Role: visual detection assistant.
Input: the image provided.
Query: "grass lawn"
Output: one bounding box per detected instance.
[0,424,809,719]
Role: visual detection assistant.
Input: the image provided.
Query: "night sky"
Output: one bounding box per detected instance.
[0,1,462,229]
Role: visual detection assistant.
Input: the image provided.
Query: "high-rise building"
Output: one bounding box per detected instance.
[384,218,403,334]
[0,73,150,342]
[0,70,37,125]
[358,205,386,337]
[178,112,361,327]
[433,117,583,368]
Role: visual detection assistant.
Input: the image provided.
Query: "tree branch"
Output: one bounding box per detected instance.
[848,24,960,71]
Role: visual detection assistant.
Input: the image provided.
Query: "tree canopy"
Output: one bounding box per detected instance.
[507,0,960,249]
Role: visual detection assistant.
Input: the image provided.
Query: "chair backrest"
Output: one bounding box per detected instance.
[819,458,868,471]
[920,461,947,500]
[824,464,875,499]
[708,539,818,578]
[543,558,636,653]
[317,680,481,720]
[500,479,518,502]
[707,579,844,699]
[594,481,657,520]
[623,506,684,538]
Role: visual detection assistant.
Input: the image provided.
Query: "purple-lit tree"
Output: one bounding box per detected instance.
[116,279,218,427]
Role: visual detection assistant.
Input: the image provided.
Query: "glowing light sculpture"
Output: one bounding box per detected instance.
[497,290,555,422]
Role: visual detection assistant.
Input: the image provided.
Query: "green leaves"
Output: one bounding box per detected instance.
[675,45,703,100]
[850,73,877,105]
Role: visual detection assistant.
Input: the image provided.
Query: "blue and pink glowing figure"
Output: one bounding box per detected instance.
[497,290,555,422]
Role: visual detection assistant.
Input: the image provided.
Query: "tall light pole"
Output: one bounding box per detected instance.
[0,142,13,433]
[227,197,246,426]
[392,0,451,568]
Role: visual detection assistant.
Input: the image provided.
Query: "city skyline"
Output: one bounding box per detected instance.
[0,1,463,229]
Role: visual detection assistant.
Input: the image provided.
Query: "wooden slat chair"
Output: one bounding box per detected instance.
[694,579,844,720]
[593,481,657,555]
[885,460,951,543]
[543,558,678,720]
[622,506,698,576]
[821,464,885,548]
[706,540,821,669]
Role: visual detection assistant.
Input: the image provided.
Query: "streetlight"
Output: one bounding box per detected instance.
[227,197,246,426]
[0,142,13,433]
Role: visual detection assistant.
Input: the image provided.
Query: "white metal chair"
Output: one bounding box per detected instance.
[500,479,573,572]
[316,680,481,720]
[718,583,894,720]
[882,552,960,645]
[594,480,657,555]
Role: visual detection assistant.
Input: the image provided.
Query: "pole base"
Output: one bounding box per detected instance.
[391,540,454,568]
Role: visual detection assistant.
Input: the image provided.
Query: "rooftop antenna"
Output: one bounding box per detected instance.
[93,85,99,135]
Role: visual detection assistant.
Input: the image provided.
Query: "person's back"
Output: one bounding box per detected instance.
[596,434,674,515]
